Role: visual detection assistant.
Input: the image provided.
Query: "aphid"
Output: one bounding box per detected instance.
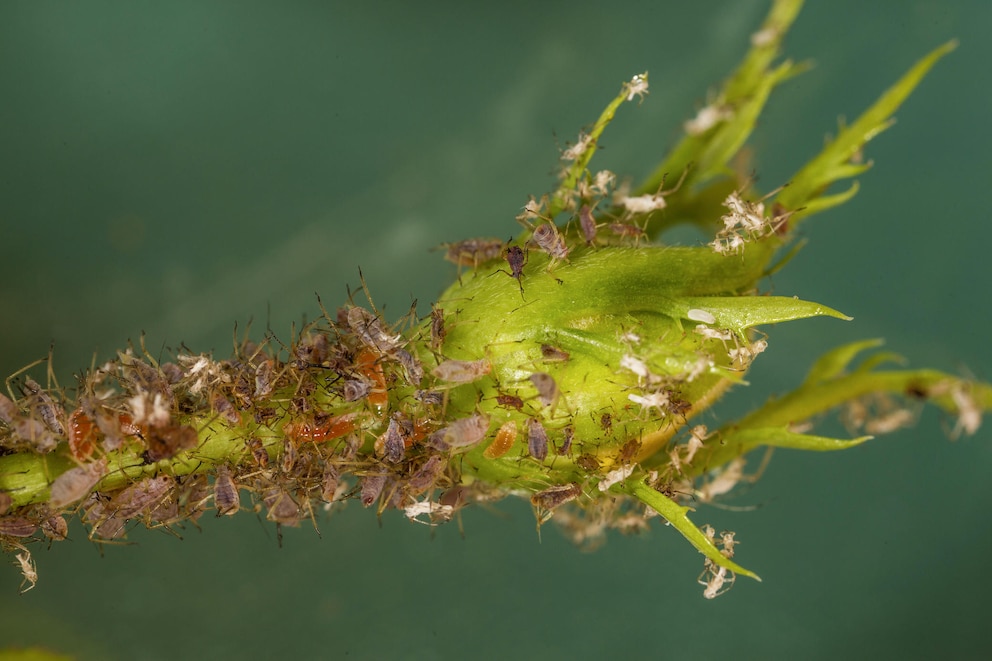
[575,453,600,472]
[213,465,240,516]
[608,220,648,244]
[0,492,11,516]
[108,475,176,521]
[442,237,505,269]
[526,418,549,461]
[694,324,734,343]
[0,392,57,453]
[431,413,491,451]
[540,344,570,363]
[950,383,982,438]
[321,464,341,503]
[42,513,68,541]
[530,222,569,264]
[495,393,524,411]
[210,391,241,426]
[395,349,425,386]
[15,549,37,594]
[143,423,198,462]
[864,408,916,435]
[22,377,66,437]
[49,457,109,509]
[342,378,372,402]
[375,417,406,464]
[280,438,298,474]
[247,437,270,467]
[360,473,387,508]
[557,424,574,456]
[628,390,670,416]
[483,420,518,459]
[579,205,599,246]
[429,305,447,351]
[600,412,613,432]
[254,359,275,400]
[407,455,446,494]
[502,245,527,293]
[431,358,491,384]
[414,389,445,408]
[696,457,746,503]
[294,332,330,369]
[347,306,403,354]
[617,438,641,464]
[531,483,582,523]
[127,391,172,428]
[0,516,39,538]
[263,487,300,526]
[529,372,559,409]
[728,339,768,365]
[176,474,211,522]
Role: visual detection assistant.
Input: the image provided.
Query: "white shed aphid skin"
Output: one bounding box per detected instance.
[628,390,670,417]
[950,383,982,438]
[694,324,734,344]
[698,557,735,599]
[561,131,594,162]
[683,103,734,136]
[729,339,768,366]
[623,72,649,102]
[695,456,746,503]
[597,464,635,492]
[864,408,916,435]
[15,547,37,594]
[686,309,716,325]
[403,500,455,525]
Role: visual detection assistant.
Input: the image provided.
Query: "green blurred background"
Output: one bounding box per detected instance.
[1,1,989,659]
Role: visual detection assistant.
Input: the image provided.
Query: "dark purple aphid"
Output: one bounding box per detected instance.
[408,455,445,494]
[579,205,598,246]
[503,245,527,293]
[361,473,387,508]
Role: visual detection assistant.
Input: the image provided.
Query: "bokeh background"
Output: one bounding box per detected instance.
[1,1,989,659]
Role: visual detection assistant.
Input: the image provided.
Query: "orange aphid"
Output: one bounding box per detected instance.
[484,420,518,459]
[355,349,389,416]
[67,408,97,461]
[285,413,357,444]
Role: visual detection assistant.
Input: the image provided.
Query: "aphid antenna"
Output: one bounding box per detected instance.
[5,356,48,402]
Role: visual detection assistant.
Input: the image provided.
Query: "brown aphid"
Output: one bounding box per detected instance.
[496,393,524,411]
[343,378,372,402]
[22,377,66,437]
[42,513,68,541]
[15,550,37,594]
[529,372,559,408]
[432,358,491,384]
[530,222,569,264]
[263,487,300,526]
[108,475,175,521]
[395,349,425,386]
[557,424,575,456]
[213,465,240,516]
[176,474,211,522]
[375,417,406,464]
[526,418,549,461]
[0,516,39,538]
[442,237,505,269]
[575,454,601,472]
[254,359,275,400]
[49,457,109,509]
[143,423,198,462]
[617,438,642,464]
[531,482,582,519]
[247,437,270,468]
[210,391,241,425]
[600,412,613,433]
[0,492,11,516]
[360,473,387,507]
[408,455,446,494]
[484,420,518,459]
[540,344,570,363]
[294,332,330,369]
[429,305,446,351]
[667,395,692,417]
[347,306,403,354]
[321,464,342,503]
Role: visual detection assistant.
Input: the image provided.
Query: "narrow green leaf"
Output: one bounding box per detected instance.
[803,338,885,385]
